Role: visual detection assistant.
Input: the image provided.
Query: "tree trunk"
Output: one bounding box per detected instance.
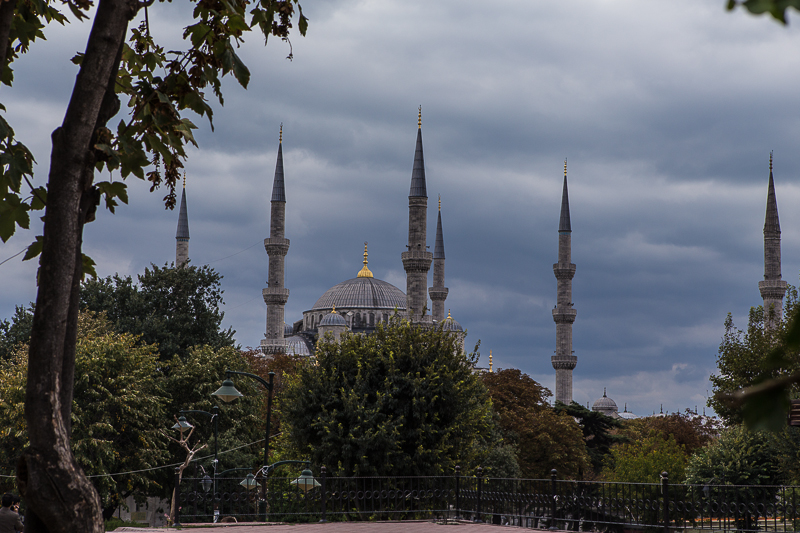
[18,0,138,531]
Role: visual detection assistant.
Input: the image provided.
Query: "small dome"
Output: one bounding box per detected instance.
[320,310,347,327]
[284,335,313,356]
[284,323,293,336]
[619,403,638,420]
[441,310,463,332]
[592,388,618,415]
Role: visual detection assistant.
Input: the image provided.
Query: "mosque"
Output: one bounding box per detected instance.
[173,110,788,420]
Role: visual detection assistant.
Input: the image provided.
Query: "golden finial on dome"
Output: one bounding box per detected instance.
[447,309,452,319]
[332,304,337,314]
[279,123,283,144]
[489,350,493,373]
[182,171,186,189]
[357,242,373,278]
[418,106,422,129]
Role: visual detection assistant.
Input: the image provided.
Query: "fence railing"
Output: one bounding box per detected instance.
[174,466,800,531]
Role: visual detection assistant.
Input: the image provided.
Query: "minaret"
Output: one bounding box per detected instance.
[401,107,433,323]
[759,152,787,330]
[261,125,291,355]
[552,160,577,405]
[175,173,190,268]
[429,195,448,323]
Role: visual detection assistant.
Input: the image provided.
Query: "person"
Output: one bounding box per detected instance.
[0,493,23,533]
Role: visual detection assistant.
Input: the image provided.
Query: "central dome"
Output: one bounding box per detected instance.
[309,277,407,311]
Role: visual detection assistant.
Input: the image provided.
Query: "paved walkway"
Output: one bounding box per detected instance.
[117,521,560,532]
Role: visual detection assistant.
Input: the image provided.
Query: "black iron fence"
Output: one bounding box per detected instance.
[174,466,800,531]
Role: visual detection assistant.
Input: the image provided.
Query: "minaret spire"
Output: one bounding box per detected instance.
[429,194,448,322]
[759,151,787,330]
[262,126,291,354]
[552,160,577,405]
[402,108,433,323]
[175,172,190,268]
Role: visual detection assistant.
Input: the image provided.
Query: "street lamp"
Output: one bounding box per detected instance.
[212,370,275,521]
[290,469,321,493]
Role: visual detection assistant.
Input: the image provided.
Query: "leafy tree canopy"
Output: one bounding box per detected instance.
[710,288,800,426]
[602,433,689,484]
[483,369,589,479]
[278,321,498,477]
[620,410,719,457]
[555,401,624,475]
[0,311,168,513]
[80,263,235,360]
[0,303,32,361]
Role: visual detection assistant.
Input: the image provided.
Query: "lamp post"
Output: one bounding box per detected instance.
[178,407,220,522]
[212,370,275,521]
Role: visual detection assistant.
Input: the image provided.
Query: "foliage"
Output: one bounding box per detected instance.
[242,349,308,438]
[161,345,264,493]
[710,287,800,429]
[482,369,589,479]
[0,311,169,511]
[278,321,498,477]
[685,426,783,530]
[727,0,800,24]
[0,303,33,361]
[555,401,623,475]
[620,410,719,456]
[81,263,235,360]
[602,433,689,483]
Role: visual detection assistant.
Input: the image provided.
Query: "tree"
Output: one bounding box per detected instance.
[555,402,623,475]
[81,263,235,359]
[620,410,719,457]
[710,289,800,427]
[0,0,306,527]
[278,321,498,477]
[602,433,689,484]
[685,426,783,531]
[482,369,589,479]
[0,303,32,360]
[727,0,800,24]
[0,311,169,517]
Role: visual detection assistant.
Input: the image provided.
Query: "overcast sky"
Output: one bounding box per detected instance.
[2,0,800,417]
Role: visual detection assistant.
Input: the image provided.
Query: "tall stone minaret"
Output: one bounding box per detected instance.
[175,174,190,268]
[552,160,577,405]
[759,152,787,330]
[429,195,448,323]
[402,108,433,323]
[261,126,291,354]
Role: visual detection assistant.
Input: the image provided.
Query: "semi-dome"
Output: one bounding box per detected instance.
[309,277,406,312]
[284,335,313,356]
[284,322,293,336]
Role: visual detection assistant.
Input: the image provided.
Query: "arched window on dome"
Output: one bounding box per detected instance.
[355,313,361,327]
[369,313,374,326]
[383,313,388,323]
[319,314,323,325]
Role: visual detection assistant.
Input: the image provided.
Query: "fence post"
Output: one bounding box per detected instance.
[173,467,182,527]
[549,469,557,531]
[319,465,327,523]
[454,465,462,520]
[661,471,669,533]
[474,466,483,523]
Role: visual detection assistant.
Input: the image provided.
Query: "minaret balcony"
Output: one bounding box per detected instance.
[402,250,433,273]
[551,354,577,370]
[553,263,576,279]
[264,237,290,256]
[552,307,577,324]
[262,287,290,305]
[759,279,787,300]
[428,287,449,301]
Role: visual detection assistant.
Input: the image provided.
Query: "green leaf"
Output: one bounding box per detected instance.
[22,235,43,261]
[29,187,47,210]
[81,253,97,280]
[229,47,250,88]
[0,194,30,242]
[741,385,789,432]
